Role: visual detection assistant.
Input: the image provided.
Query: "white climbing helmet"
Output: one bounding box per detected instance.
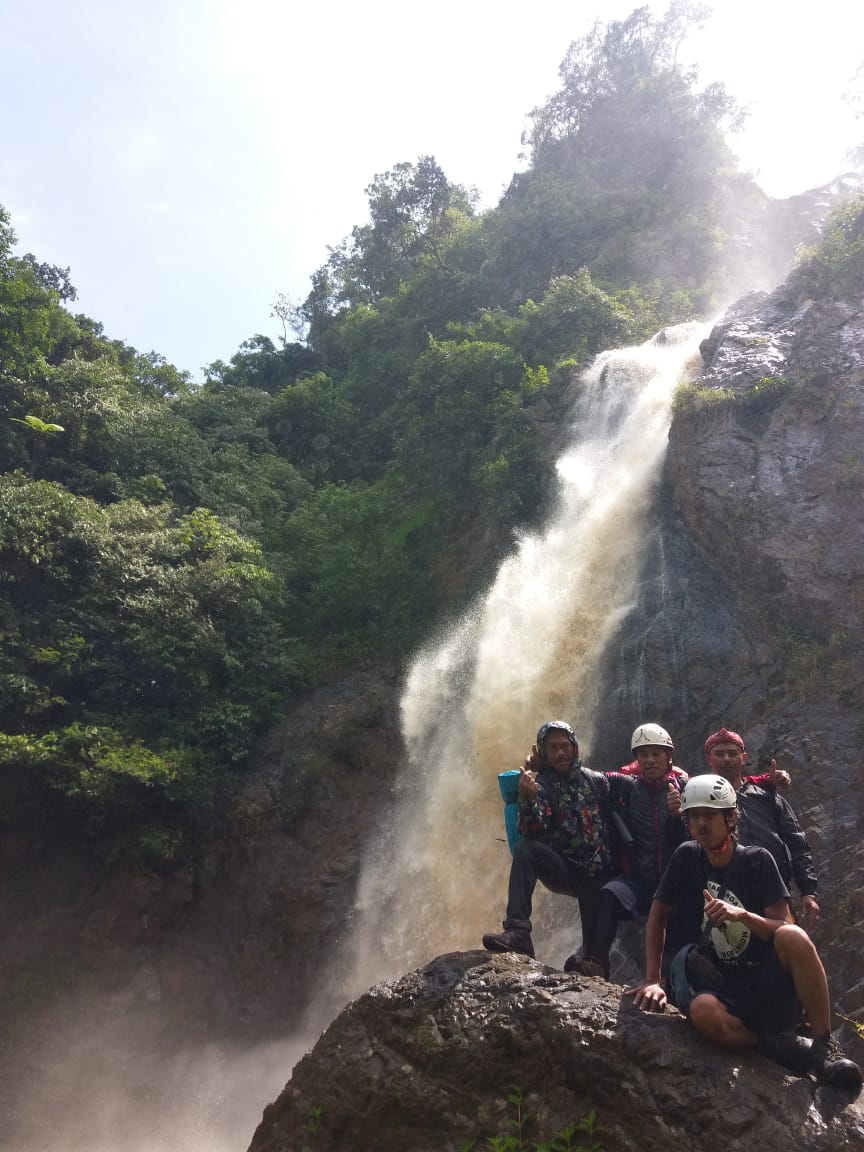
[681,774,737,811]
[630,723,674,753]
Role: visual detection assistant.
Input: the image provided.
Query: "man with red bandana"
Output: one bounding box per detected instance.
[702,728,818,930]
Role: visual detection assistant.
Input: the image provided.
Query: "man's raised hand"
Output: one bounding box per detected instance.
[518,764,539,799]
[667,781,682,816]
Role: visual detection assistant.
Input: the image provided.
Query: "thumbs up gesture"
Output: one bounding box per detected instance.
[519,763,539,799]
[667,780,682,817]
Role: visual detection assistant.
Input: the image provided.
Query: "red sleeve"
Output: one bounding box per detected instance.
[745,772,772,787]
[617,760,640,776]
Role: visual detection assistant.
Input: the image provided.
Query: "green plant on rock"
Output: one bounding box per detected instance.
[300,1105,322,1152]
[838,1014,864,1042]
[488,1085,528,1151]
[780,626,827,695]
[837,452,864,490]
[792,196,864,301]
[671,380,734,416]
[740,374,791,413]
[459,1088,604,1152]
[779,626,856,701]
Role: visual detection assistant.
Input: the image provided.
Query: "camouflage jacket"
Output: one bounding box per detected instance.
[518,764,621,876]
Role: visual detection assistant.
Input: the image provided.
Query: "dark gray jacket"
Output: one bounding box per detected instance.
[608,772,688,893]
[735,781,818,896]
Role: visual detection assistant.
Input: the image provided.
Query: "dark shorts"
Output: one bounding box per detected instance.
[669,940,801,1034]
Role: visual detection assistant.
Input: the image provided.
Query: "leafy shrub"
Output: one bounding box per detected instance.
[459,1088,605,1152]
[791,197,864,301]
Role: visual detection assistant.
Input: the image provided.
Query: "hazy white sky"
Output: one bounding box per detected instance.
[2,0,862,378]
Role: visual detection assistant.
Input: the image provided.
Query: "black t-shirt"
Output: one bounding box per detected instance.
[655,841,790,979]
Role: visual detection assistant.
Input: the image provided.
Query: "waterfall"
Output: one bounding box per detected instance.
[327,322,707,1007]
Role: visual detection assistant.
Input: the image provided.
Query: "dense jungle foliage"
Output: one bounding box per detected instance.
[5,3,849,866]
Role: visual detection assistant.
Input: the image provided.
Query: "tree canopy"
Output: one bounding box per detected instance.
[3,2,829,867]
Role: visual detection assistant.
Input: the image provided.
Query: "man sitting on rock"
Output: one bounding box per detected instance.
[482,720,629,975]
[627,774,861,1091]
[702,728,818,931]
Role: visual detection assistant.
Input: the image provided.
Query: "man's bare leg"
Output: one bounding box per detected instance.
[772,923,830,1033]
[688,992,758,1048]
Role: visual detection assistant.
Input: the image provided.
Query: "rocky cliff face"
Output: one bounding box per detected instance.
[593,278,864,1024]
[0,664,405,1149]
[248,951,864,1152]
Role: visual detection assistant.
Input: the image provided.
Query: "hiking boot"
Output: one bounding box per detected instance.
[482,928,535,958]
[563,954,605,978]
[758,1030,813,1075]
[810,1034,863,1092]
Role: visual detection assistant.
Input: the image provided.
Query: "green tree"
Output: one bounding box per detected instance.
[397,339,546,521]
[524,3,738,171]
[205,334,321,394]
[283,477,438,664]
[444,270,635,366]
[352,156,478,296]
[269,372,358,483]
[18,254,78,302]
[485,3,746,303]
[0,473,302,855]
[303,156,478,339]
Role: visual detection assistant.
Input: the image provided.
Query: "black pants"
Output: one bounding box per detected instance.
[504,837,610,958]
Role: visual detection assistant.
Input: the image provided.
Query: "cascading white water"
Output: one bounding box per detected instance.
[329,322,708,1006]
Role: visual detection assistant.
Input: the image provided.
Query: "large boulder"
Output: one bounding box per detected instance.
[249,951,864,1152]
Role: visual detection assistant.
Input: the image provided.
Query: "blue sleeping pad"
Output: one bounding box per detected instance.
[497,770,522,856]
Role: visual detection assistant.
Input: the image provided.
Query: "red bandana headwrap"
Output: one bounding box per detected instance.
[704,728,745,756]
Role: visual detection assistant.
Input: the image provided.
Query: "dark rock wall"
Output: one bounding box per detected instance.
[592,284,864,1023]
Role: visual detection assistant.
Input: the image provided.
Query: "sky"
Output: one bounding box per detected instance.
[2,0,863,379]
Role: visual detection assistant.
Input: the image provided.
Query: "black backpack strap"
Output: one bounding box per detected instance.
[587,769,635,849]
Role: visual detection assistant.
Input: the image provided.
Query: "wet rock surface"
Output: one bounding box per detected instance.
[248,950,864,1152]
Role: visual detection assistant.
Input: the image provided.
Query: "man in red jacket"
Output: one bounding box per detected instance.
[578,723,687,977]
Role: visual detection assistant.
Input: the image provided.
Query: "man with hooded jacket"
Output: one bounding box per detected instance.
[482,720,630,973]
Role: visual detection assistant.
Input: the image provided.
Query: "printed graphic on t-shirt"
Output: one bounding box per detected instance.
[702,880,750,960]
